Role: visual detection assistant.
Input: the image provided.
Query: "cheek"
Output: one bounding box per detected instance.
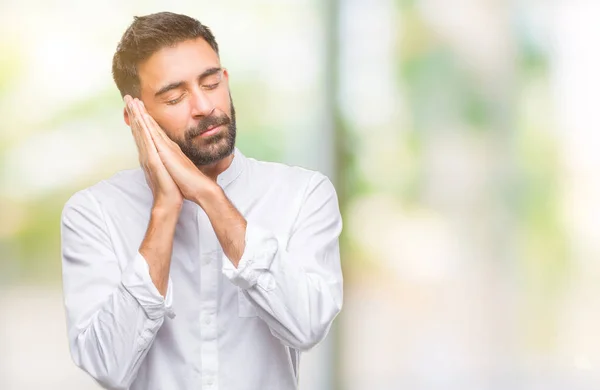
[155,106,190,137]
[215,93,232,116]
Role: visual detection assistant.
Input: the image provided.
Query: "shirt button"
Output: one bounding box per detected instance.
[204,316,211,325]
[207,377,214,385]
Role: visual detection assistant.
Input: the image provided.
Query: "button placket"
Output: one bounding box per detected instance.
[198,208,220,390]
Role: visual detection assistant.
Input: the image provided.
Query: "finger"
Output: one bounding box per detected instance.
[138,105,174,159]
[136,101,168,143]
[137,101,163,141]
[134,101,176,176]
[129,100,148,157]
[123,95,133,115]
[136,100,157,142]
[125,99,144,154]
[141,110,193,167]
[125,95,137,123]
[135,100,163,155]
[143,110,176,147]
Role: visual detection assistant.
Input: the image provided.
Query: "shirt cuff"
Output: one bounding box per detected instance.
[222,223,278,290]
[122,252,175,320]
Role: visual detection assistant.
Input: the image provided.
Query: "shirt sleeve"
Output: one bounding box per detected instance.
[61,189,174,390]
[222,172,343,351]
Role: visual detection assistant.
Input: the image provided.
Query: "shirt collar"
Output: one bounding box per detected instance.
[216,147,245,188]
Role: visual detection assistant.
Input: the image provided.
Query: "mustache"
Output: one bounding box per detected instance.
[185,113,231,140]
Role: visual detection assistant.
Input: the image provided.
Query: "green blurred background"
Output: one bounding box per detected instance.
[2,0,600,389]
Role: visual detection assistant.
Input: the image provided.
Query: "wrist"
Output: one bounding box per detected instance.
[151,202,182,222]
[192,182,222,208]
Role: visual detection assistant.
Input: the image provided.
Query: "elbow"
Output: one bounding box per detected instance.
[95,373,134,390]
[90,373,132,390]
[272,318,333,352]
[72,356,133,390]
[292,309,342,352]
[276,287,344,352]
[292,322,333,352]
[70,336,135,390]
[293,336,324,352]
[74,359,133,390]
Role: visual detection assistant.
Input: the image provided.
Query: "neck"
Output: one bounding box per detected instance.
[198,152,235,182]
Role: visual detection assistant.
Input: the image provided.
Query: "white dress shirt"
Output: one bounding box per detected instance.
[60,148,343,390]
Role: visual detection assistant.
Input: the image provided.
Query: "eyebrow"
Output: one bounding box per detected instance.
[154,67,223,98]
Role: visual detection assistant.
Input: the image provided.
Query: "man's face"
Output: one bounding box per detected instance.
[137,38,236,166]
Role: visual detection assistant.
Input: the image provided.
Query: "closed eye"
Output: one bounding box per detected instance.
[202,82,220,91]
[166,95,184,106]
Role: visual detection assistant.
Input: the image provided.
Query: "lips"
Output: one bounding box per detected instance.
[187,115,230,140]
[203,124,220,134]
[200,124,222,137]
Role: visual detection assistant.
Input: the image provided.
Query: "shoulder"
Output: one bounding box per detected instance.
[244,155,332,190]
[241,155,339,213]
[62,168,147,215]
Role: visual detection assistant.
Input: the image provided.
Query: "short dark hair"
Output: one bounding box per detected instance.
[112,12,219,98]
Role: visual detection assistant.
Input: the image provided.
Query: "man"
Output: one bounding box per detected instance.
[60,11,343,390]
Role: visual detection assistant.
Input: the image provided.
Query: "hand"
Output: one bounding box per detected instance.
[125,96,183,211]
[130,98,218,204]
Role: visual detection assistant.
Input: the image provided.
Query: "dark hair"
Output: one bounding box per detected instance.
[112,12,219,98]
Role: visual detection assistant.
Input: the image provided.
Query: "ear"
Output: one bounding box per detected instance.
[223,68,230,83]
[123,106,131,127]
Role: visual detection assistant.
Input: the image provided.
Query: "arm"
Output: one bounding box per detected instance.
[132,103,247,266]
[195,174,342,352]
[194,184,247,268]
[61,190,177,390]
[127,95,184,297]
[136,103,343,351]
[219,173,343,351]
[60,97,183,389]
[140,206,180,296]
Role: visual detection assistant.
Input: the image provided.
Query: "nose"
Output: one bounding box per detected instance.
[190,87,215,118]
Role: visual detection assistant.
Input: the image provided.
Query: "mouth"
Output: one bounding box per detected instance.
[199,124,223,138]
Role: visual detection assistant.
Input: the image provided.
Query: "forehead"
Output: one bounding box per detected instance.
[138,38,220,94]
